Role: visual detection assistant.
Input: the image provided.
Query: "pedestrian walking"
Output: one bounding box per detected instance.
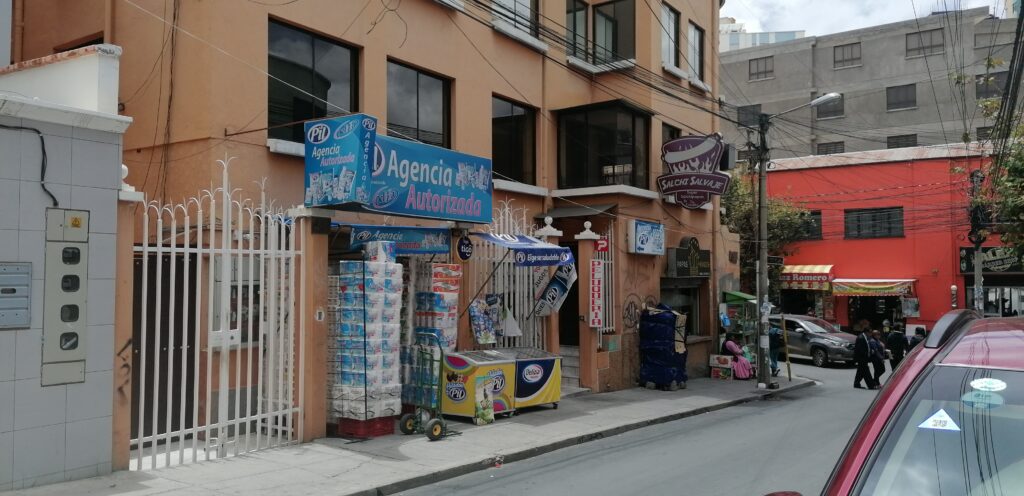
[870,330,887,385]
[908,328,926,350]
[853,329,878,389]
[768,323,783,377]
[886,323,907,370]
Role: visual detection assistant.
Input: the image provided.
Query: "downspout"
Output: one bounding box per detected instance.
[104,0,115,44]
[12,0,24,62]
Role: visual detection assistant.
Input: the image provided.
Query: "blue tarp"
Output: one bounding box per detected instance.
[470,233,575,267]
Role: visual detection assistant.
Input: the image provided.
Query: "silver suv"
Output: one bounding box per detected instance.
[769,315,856,367]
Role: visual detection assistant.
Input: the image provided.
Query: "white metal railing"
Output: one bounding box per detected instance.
[593,225,616,336]
[129,159,303,470]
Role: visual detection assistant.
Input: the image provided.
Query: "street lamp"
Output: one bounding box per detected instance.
[754,92,840,389]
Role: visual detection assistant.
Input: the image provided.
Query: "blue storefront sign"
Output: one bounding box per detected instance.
[369,135,493,224]
[349,225,451,255]
[471,233,575,267]
[303,114,377,208]
[627,219,665,255]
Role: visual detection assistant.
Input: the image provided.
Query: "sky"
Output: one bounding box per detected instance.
[720,0,1003,36]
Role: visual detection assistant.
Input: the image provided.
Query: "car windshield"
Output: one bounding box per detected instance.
[856,366,1024,495]
[799,318,835,334]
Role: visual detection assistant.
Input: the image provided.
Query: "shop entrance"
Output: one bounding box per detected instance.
[847,296,901,331]
[558,242,580,346]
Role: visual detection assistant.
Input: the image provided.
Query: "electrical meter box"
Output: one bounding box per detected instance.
[41,208,90,386]
[0,262,31,329]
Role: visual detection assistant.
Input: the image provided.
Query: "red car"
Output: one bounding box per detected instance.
[811,310,1024,495]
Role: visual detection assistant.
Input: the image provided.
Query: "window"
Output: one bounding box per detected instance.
[749,56,773,80]
[977,126,993,140]
[593,0,635,64]
[662,123,681,145]
[737,104,761,127]
[688,22,706,81]
[817,142,845,155]
[566,0,588,59]
[268,20,357,143]
[886,84,917,110]
[387,61,450,148]
[797,211,823,240]
[844,207,903,238]
[492,96,536,184]
[887,134,918,149]
[660,4,680,68]
[906,28,943,57]
[976,71,1009,100]
[493,0,540,37]
[816,94,844,119]
[559,102,649,189]
[737,149,753,164]
[833,42,861,68]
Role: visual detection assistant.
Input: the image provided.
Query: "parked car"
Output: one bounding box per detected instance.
[771,310,1024,495]
[769,314,855,367]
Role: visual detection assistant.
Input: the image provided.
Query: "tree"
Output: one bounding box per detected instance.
[721,172,811,300]
[993,124,1024,247]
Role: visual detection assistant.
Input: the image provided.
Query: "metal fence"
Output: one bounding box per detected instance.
[592,225,616,336]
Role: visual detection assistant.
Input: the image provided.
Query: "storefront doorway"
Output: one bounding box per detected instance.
[558,242,580,346]
[847,296,901,331]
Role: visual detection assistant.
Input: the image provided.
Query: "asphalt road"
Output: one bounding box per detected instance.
[399,361,879,496]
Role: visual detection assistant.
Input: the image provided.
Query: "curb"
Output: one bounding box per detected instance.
[348,379,815,496]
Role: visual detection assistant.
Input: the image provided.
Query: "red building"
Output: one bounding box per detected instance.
[767,144,1021,333]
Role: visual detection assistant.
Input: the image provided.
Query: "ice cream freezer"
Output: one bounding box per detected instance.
[503,347,562,409]
[441,350,516,425]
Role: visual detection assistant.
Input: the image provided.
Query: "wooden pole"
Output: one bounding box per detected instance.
[782,314,792,381]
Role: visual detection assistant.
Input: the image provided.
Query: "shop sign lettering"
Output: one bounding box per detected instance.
[960,247,1024,274]
[658,134,731,209]
[590,260,605,328]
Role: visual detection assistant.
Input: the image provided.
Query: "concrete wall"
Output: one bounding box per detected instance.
[719,8,1016,158]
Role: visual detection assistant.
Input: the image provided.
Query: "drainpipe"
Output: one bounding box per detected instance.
[104,0,115,44]
[12,0,24,62]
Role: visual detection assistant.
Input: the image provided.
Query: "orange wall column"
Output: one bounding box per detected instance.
[292,210,330,442]
[576,238,598,390]
[112,189,143,471]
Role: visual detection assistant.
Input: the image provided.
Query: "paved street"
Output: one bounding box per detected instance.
[400,362,877,496]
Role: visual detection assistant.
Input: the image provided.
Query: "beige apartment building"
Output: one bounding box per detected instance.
[8,0,740,481]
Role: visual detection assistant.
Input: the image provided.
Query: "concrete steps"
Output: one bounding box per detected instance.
[560,345,580,388]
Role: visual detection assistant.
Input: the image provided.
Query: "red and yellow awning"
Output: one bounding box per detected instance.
[780,265,834,291]
[831,279,915,297]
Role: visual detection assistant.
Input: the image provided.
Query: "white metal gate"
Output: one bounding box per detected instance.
[467,200,549,349]
[593,225,616,336]
[130,161,303,470]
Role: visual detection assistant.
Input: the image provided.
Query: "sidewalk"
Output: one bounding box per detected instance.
[9,377,814,496]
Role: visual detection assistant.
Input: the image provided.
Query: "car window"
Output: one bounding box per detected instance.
[800,319,833,334]
[856,366,1024,495]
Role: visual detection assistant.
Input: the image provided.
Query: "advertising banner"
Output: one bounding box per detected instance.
[369,135,493,224]
[658,134,731,209]
[303,114,378,207]
[533,263,578,317]
[959,246,1024,274]
[627,219,666,255]
[349,225,451,255]
[471,233,575,266]
[590,260,605,328]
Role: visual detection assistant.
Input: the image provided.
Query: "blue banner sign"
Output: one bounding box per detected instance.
[349,225,451,255]
[369,135,493,224]
[533,263,578,317]
[303,114,377,208]
[627,219,665,255]
[471,233,575,266]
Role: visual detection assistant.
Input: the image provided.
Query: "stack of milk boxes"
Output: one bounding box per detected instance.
[402,263,462,407]
[332,242,403,421]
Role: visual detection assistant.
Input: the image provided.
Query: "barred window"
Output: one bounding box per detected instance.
[887,134,918,149]
[977,126,993,140]
[817,142,845,155]
[797,211,823,240]
[834,42,861,68]
[749,56,774,80]
[886,84,917,110]
[845,207,903,239]
[906,28,943,57]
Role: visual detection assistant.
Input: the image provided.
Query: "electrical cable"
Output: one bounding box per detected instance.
[0,124,57,207]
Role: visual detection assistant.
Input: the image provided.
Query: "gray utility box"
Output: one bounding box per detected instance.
[41,208,90,386]
[0,262,32,329]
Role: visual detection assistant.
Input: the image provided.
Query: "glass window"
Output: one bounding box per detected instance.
[688,22,705,81]
[886,83,917,110]
[737,104,761,127]
[558,103,649,189]
[387,61,450,148]
[493,0,540,37]
[737,149,753,164]
[816,94,844,119]
[797,210,823,239]
[887,134,918,149]
[662,123,681,145]
[907,28,944,57]
[816,142,845,155]
[833,42,862,68]
[976,71,1009,100]
[268,20,357,142]
[566,0,588,59]
[660,4,680,68]
[857,366,1024,495]
[492,96,536,184]
[977,126,993,140]
[844,207,903,239]
[749,56,773,80]
[593,0,635,64]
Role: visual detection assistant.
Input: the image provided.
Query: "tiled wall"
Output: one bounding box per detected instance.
[0,115,121,490]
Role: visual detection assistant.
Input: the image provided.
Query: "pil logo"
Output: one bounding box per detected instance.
[306,123,331,145]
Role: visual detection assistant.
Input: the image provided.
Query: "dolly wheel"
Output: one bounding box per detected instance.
[553,402,559,410]
[425,418,445,441]
[399,413,417,435]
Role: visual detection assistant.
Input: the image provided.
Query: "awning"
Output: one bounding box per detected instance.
[832,279,916,297]
[535,204,615,220]
[780,265,834,291]
[723,290,756,304]
[471,233,575,266]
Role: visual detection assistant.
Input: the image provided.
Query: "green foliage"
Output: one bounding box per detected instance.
[721,173,811,295]
[994,125,1024,249]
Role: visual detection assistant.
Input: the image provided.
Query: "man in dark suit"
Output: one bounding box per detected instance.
[853,330,878,389]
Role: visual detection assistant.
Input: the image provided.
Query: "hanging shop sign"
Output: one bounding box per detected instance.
[595,237,610,252]
[657,134,732,209]
[959,246,1024,274]
[674,237,711,277]
[779,264,834,291]
[831,279,915,297]
[455,235,474,262]
[533,263,578,317]
[369,135,493,224]
[627,219,665,255]
[471,233,575,266]
[303,114,377,207]
[589,260,605,328]
[349,225,451,255]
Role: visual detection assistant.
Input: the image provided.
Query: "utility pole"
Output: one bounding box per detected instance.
[756,113,773,388]
[968,170,987,313]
